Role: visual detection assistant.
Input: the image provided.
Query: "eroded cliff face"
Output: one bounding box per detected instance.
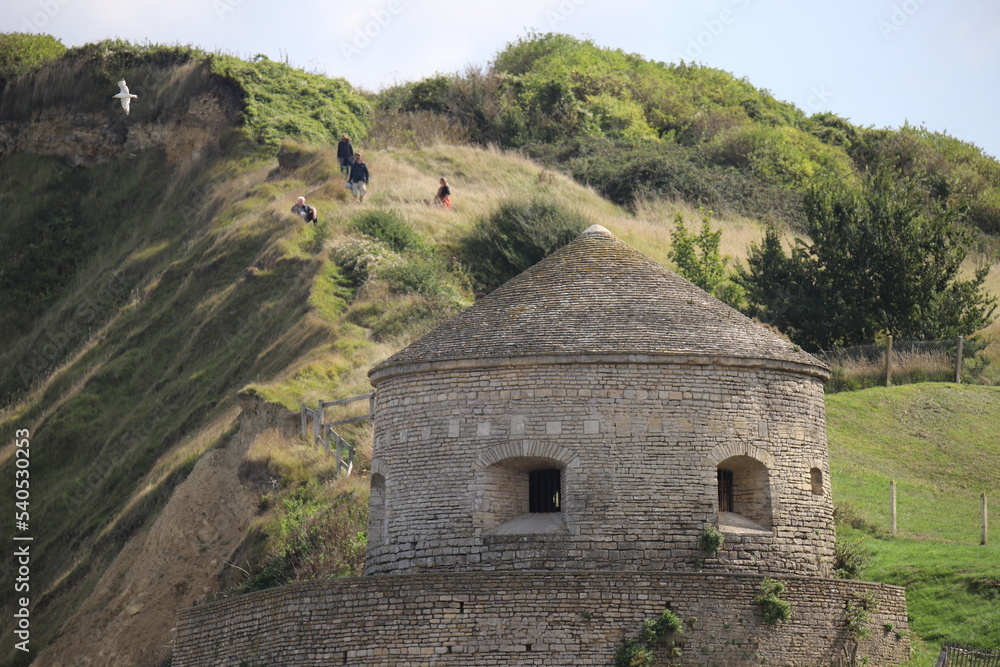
[31,396,298,667]
[0,61,241,166]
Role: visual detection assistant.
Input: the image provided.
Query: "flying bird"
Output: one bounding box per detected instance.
[113,79,137,115]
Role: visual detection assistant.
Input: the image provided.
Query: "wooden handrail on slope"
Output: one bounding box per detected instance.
[300,392,373,476]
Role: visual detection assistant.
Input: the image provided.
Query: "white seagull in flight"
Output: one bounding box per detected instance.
[113,79,137,115]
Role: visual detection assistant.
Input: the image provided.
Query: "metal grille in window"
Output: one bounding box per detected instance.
[529,468,561,513]
[718,469,733,512]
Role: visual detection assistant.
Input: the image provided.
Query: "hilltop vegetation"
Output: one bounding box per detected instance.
[379,33,1000,238]
[0,32,997,665]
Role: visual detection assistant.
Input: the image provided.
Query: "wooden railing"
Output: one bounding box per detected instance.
[301,392,373,476]
[936,643,1000,667]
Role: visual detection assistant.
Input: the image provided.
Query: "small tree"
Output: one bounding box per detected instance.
[667,209,745,308]
[736,171,997,351]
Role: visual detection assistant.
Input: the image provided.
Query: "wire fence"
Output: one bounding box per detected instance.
[833,477,989,545]
[815,336,998,393]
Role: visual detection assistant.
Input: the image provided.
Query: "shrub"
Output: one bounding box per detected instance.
[331,238,394,287]
[615,638,654,667]
[350,208,425,253]
[833,535,871,579]
[754,577,792,625]
[459,198,590,292]
[0,33,66,79]
[615,608,683,667]
[698,524,725,556]
[560,138,806,226]
[236,482,368,593]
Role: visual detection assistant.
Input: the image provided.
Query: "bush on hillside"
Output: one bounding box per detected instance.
[705,123,859,192]
[559,138,806,226]
[349,208,425,253]
[0,32,66,80]
[459,199,590,293]
[207,52,371,148]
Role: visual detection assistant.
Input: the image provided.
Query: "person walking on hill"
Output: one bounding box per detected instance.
[434,177,452,210]
[336,135,354,176]
[347,153,370,203]
[291,196,318,223]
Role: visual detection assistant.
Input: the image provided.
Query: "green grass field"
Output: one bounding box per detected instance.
[827,384,1000,663]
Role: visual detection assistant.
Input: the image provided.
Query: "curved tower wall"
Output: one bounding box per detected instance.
[365,354,835,576]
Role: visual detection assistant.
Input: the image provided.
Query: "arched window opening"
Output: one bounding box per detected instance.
[529,468,561,513]
[477,456,569,535]
[716,455,773,531]
[810,467,824,495]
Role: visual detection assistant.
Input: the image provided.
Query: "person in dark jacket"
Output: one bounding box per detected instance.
[291,196,317,223]
[347,153,370,203]
[336,135,354,175]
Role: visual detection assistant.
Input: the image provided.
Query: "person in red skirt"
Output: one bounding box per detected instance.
[434,177,452,210]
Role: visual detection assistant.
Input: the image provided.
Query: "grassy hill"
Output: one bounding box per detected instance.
[0,34,998,665]
[827,384,1000,662]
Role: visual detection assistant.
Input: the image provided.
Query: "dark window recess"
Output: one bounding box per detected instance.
[810,467,824,495]
[718,469,734,512]
[529,468,561,513]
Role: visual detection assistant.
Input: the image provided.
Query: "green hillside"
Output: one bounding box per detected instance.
[0,33,998,665]
[827,385,1000,662]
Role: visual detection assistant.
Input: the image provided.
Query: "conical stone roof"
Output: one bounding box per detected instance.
[370,225,828,380]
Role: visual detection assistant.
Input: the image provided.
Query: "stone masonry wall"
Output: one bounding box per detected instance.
[173,571,909,666]
[365,358,836,577]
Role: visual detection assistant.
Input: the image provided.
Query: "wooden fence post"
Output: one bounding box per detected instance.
[301,403,307,438]
[890,480,897,536]
[885,335,893,387]
[955,335,964,383]
[983,493,989,546]
[313,400,324,445]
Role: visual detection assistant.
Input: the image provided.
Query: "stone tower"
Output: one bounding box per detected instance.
[174,225,910,667]
[365,224,835,577]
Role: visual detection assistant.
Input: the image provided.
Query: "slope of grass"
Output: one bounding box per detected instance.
[827,384,1000,661]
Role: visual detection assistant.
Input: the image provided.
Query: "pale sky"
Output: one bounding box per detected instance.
[4,0,999,159]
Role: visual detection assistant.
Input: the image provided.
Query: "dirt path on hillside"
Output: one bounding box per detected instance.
[33,398,294,667]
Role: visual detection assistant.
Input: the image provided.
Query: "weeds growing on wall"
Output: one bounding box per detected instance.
[614,608,684,667]
[698,524,725,556]
[754,577,792,625]
[841,591,879,667]
[234,481,369,593]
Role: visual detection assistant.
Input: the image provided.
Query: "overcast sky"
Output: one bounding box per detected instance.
[4,0,999,158]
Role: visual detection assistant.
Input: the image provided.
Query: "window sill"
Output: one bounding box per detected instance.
[483,513,568,536]
[718,511,772,535]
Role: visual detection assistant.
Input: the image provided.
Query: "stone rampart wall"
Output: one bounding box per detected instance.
[173,571,909,666]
